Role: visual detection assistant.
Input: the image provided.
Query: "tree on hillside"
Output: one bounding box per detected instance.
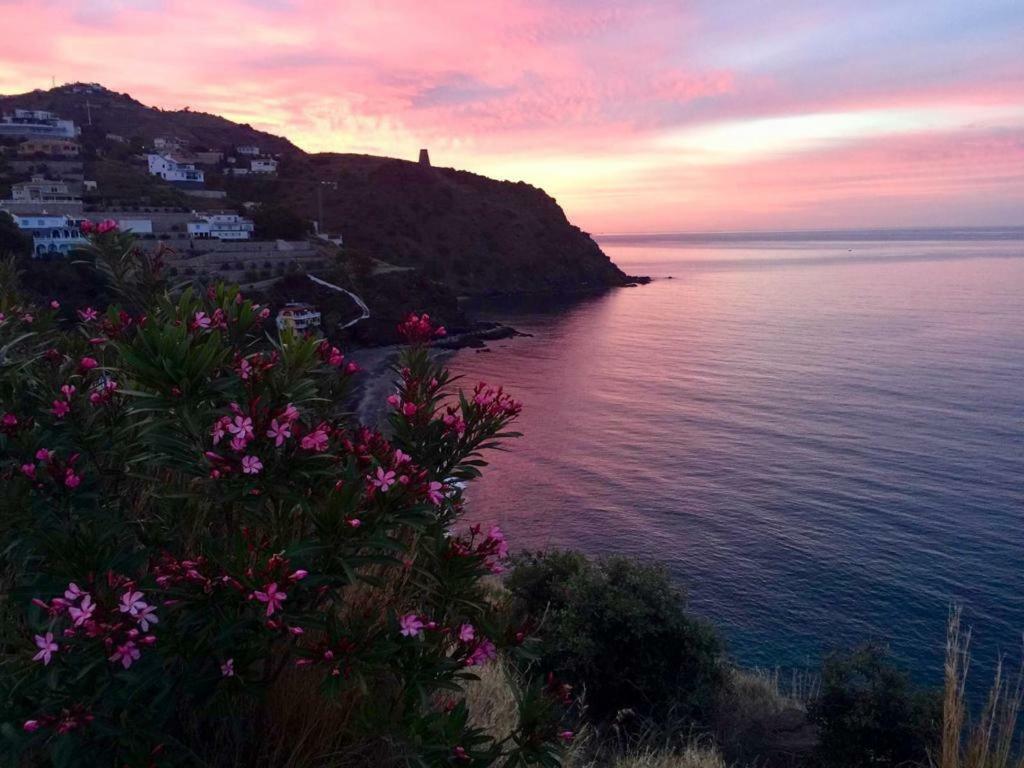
[252,204,308,240]
[0,212,31,257]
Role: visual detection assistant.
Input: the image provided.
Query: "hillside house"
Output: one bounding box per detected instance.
[187,213,255,240]
[250,158,278,174]
[276,303,321,334]
[154,136,187,151]
[18,138,80,157]
[147,153,205,185]
[11,213,89,258]
[0,109,79,139]
[11,175,80,203]
[235,145,260,156]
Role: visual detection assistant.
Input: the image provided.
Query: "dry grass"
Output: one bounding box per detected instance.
[566,739,727,768]
[463,654,522,742]
[935,607,1024,768]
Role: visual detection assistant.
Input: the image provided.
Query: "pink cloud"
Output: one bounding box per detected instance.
[0,0,1021,231]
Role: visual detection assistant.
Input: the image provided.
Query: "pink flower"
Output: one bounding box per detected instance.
[32,632,58,665]
[259,307,271,319]
[68,595,95,627]
[36,448,52,462]
[78,357,98,371]
[281,403,299,422]
[135,603,159,631]
[226,415,254,440]
[109,641,141,669]
[221,658,235,677]
[50,300,60,309]
[20,463,35,478]
[393,449,411,465]
[372,467,396,492]
[466,638,497,667]
[23,720,40,733]
[241,455,263,475]
[399,613,424,638]
[97,219,118,234]
[118,590,147,616]
[488,526,509,559]
[63,469,81,488]
[253,582,286,616]
[2,413,17,427]
[347,518,362,528]
[51,400,70,419]
[300,428,329,452]
[60,384,76,400]
[77,307,98,322]
[192,311,212,330]
[427,481,445,505]
[238,358,253,380]
[266,419,291,446]
[290,569,308,581]
[458,623,476,643]
[559,731,574,742]
[64,583,84,601]
[210,416,230,444]
[402,402,418,418]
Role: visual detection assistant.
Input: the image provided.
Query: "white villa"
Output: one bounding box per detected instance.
[12,213,89,258]
[147,153,205,185]
[236,145,260,156]
[276,303,321,334]
[187,213,255,240]
[250,158,278,174]
[11,176,80,203]
[0,109,79,140]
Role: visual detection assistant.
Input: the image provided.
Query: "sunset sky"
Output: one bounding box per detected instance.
[1,0,1022,233]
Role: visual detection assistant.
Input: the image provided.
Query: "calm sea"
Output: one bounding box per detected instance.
[450,229,1024,691]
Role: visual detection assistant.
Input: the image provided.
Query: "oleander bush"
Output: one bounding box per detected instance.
[507,552,724,727]
[0,232,569,767]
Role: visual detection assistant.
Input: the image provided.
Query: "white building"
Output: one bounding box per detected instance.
[276,303,321,333]
[250,158,278,174]
[154,136,187,151]
[236,145,260,156]
[147,153,205,184]
[0,109,79,139]
[12,213,89,258]
[116,218,153,234]
[11,176,80,203]
[188,213,255,240]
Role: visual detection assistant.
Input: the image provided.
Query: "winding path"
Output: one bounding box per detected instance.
[307,273,370,329]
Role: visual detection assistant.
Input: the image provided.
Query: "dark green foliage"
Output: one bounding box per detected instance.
[507,551,724,725]
[0,212,31,257]
[808,644,941,767]
[252,204,308,240]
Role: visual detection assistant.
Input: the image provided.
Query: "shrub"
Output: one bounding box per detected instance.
[507,552,724,725]
[0,236,567,766]
[808,644,941,767]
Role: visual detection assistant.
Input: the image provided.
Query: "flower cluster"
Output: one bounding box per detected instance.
[396,312,447,345]
[79,219,118,235]
[29,578,158,675]
[449,524,510,574]
[19,448,83,489]
[470,382,522,421]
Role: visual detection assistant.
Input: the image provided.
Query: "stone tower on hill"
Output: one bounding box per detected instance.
[418,148,431,166]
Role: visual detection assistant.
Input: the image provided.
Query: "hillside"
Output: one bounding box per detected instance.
[1,83,635,298]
